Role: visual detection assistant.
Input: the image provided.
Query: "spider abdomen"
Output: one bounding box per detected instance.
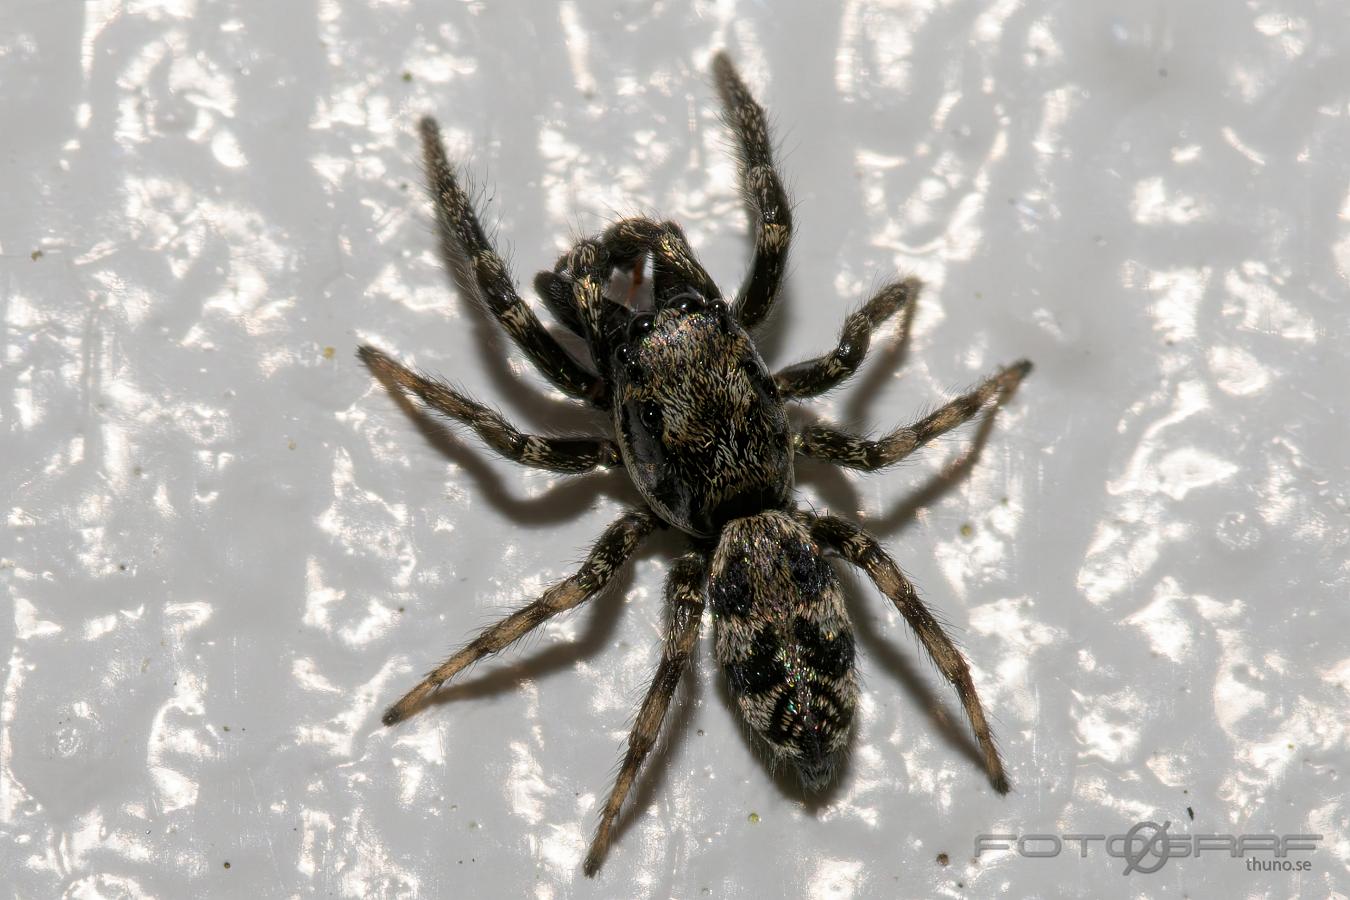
[708,511,858,789]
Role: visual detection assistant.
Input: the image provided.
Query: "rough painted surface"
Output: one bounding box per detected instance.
[3,1,1349,896]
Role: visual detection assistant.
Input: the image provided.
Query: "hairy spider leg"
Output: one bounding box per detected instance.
[358,345,620,473]
[774,277,921,400]
[419,116,608,407]
[584,552,706,876]
[382,510,658,726]
[801,512,1010,793]
[532,241,622,344]
[532,267,588,338]
[597,218,721,309]
[712,52,793,329]
[559,238,621,366]
[533,243,651,336]
[796,360,1032,469]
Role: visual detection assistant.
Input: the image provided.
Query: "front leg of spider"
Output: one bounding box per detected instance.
[365,51,1031,878]
[713,52,793,328]
[774,277,920,399]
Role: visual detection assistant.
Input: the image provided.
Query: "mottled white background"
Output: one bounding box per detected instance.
[3,0,1349,897]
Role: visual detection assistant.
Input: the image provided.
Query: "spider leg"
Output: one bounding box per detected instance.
[419,117,608,407]
[533,268,587,337]
[584,551,706,877]
[382,509,658,726]
[359,345,620,473]
[799,513,1009,793]
[712,52,792,329]
[599,218,720,307]
[557,237,626,368]
[774,278,920,400]
[796,360,1031,470]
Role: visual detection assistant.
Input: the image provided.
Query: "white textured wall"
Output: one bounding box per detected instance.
[3,1,1348,897]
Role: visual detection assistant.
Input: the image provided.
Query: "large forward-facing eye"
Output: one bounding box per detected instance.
[618,396,668,472]
[741,356,779,400]
[640,400,663,432]
[629,315,656,340]
[615,343,640,378]
[668,291,706,314]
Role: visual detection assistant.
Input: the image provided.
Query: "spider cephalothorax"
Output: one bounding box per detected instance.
[360,52,1031,876]
[612,299,792,537]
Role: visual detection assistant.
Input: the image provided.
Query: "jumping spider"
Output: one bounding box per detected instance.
[360,53,1030,876]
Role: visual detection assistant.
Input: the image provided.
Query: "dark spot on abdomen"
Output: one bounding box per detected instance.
[725,629,781,696]
[792,616,855,680]
[788,541,832,595]
[709,553,752,617]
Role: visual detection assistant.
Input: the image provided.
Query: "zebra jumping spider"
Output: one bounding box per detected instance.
[360,52,1030,876]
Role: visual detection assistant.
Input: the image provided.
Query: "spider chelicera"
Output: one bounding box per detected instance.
[359,52,1031,876]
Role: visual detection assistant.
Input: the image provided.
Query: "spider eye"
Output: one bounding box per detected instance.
[640,400,663,431]
[673,292,705,314]
[629,315,655,339]
[741,356,779,399]
[615,343,638,371]
[706,298,731,331]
